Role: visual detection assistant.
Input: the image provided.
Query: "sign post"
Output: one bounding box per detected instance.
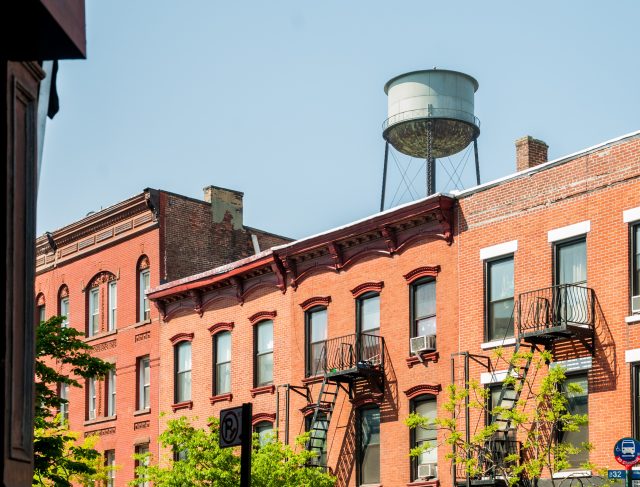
[220,403,253,487]
[614,437,640,487]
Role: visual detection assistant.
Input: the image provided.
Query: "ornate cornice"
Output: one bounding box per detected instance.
[300,296,332,311]
[350,281,384,298]
[403,383,441,400]
[248,310,277,325]
[403,265,441,284]
[251,412,276,426]
[169,332,194,345]
[208,322,234,335]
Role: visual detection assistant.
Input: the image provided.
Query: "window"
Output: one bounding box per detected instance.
[555,238,587,325]
[59,383,69,422]
[138,356,150,410]
[139,268,151,322]
[632,224,640,313]
[306,307,327,377]
[486,256,514,341]
[559,374,589,468]
[60,296,69,327]
[255,320,273,387]
[88,287,99,337]
[255,421,274,446]
[175,342,192,403]
[173,447,189,462]
[306,413,328,466]
[105,450,116,487]
[358,406,380,485]
[411,279,436,339]
[213,331,231,395]
[108,280,117,331]
[87,377,97,420]
[37,304,46,324]
[106,368,116,416]
[135,444,150,487]
[357,293,380,335]
[411,396,437,481]
[633,364,640,439]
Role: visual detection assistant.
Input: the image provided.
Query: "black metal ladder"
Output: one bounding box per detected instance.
[306,377,340,465]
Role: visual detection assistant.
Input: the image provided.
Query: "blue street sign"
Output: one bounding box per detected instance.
[609,470,640,480]
[614,437,640,467]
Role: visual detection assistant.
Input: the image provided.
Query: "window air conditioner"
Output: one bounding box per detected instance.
[633,295,640,314]
[410,335,436,355]
[417,462,437,479]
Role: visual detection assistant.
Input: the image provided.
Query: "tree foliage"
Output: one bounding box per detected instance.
[132,416,336,487]
[406,348,613,486]
[33,316,115,486]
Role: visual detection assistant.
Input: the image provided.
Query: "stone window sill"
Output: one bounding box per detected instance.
[84,329,117,343]
[210,393,233,405]
[626,315,640,324]
[133,408,151,416]
[84,415,116,427]
[406,352,439,368]
[552,470,591,479]
[135,318,152,328]
[480,337,516,350]
[171,400,193,412]
[250,384,275,397]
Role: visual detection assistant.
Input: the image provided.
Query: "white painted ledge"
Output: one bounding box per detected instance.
[548,221,590,242]
[623,206,640,223]
[480,240,518,260]
[480,337,517,350]
[626,348,640,363]
[552,470,591,479]
[626,315,640,324]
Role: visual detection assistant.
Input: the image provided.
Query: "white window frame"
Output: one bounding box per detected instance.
[59,382,69,421]
[60,297,69,327]
[88,377,97,420]
[89,288,99,337]
[139,269,151,322]
[108,280,117,331]
[105,450,116,487]
[138,356,150,410]
[107,368,116,417]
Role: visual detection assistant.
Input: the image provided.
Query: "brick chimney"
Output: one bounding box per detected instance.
[515,136,548,172]
[203,185,244,230]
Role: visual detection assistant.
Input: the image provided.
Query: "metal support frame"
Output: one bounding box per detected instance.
[380,141,389,212]
[473,137,481,186]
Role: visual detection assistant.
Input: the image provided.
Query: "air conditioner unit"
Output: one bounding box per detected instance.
[410,335,436,355]
[633,295,640,314]
[417,462,437,479]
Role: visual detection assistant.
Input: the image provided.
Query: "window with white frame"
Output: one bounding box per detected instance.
[106,368,116,416]
[108,280,117,331]
[88,288,99,337]
[60,297,69,327]
[213,331,231,395]
[87,377,97,420]
[138,356,150,410]
[559,374,589,469]
[135,444,150,487]
[486,256,514,341]
[632,224,640,314]
[59,383,69,421]
[411,395,438,481]
[175,342,192,403]
[105,450,116,487]
[255,320,273,387]
[411,279,436,340]
[139,268,151,322]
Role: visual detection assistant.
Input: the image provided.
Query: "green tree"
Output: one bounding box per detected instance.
[33,315,115,486]
[132,416,336,487]
[406,348,613,486]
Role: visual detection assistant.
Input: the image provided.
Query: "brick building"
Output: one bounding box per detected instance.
[33,185,290,484]
[147,130,640,487]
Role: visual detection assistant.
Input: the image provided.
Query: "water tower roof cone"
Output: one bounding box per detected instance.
[382,69,480,159]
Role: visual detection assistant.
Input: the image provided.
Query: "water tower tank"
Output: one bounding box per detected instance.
[383,69,480,159]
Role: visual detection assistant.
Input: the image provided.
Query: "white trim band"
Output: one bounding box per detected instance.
[480,337,517,350]
[626,315,640,324]
[548,221,590,243]
[624,206,640,223]
[626,348,640,363]
[480,240,518,260]
[481,370,509,385]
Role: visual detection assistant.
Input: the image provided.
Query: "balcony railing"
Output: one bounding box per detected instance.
[517,284,595,338]
[455,437,520,484]
[319,333,385,378]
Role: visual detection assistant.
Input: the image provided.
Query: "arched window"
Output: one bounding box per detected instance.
[137,255,151,322]
[58,285,70,328]
[86,271,117,337]
[36,293,46,324]
[174,341,192,404]
[254,320,273,387]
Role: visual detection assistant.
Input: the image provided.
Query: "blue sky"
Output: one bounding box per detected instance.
[37,1,640,239]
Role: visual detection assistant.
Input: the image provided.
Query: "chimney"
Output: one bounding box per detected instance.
[203,185,244,230]
[515,136,548,172]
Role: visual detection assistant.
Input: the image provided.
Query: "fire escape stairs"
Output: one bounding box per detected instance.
[306,377,340,464]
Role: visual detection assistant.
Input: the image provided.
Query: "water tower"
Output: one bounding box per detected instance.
[380,69,480,210]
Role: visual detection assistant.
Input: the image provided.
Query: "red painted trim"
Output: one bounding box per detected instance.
[248,311,276,325]
[350,393,384,408]
[169,332,194,345]
[250,384,275,397]
[406,351,439,368]
[208,322,234,335]
[209,393,233,405]
[171,400,193,412]
[403,383,441,399]
[350,281,384,298]
[300,296,332,311]
[251,412,276,426]
[403,265,441,284]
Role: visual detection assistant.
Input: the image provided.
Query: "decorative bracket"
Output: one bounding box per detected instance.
[380,225,397,254]
[327,241,344,271]
[270,258,287,294]
[189,289,203,317]
[229,276,244,305]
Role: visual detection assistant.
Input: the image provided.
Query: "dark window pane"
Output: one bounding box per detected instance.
[413,398,437,477]
[562,375,589,468]
[415,281,436,318]
[360,295,380,334]
[307,308,327,376]
[487,257,514,340]
[634,225,640,296]
[557,239,586,285]
[216,362,231,394]
[360,407,380,484]
[488,299,514,340]
[257,321,273,353]
[257,352,273,385]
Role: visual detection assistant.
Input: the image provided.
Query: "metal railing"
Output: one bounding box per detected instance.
[382,107,481,132]
[455,437,520,483]
[319,333,385,376]
[517,284,595,336]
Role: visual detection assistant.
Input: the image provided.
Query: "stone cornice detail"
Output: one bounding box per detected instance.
[300,296,331,311]
[248,311,277,325]
[169,332,194,345]
[403,265,441,284]
[251,412,276,425]
[403,384,442,399]
[350,281,384,298]
[208,322,234,335]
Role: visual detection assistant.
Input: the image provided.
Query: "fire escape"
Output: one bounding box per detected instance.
[305,333,385,466]
[453,283,596,486]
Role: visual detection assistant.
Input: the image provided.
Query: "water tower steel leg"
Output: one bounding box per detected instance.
[427,157,436,196]
[473,138,480,186]
[380,141,389,212]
